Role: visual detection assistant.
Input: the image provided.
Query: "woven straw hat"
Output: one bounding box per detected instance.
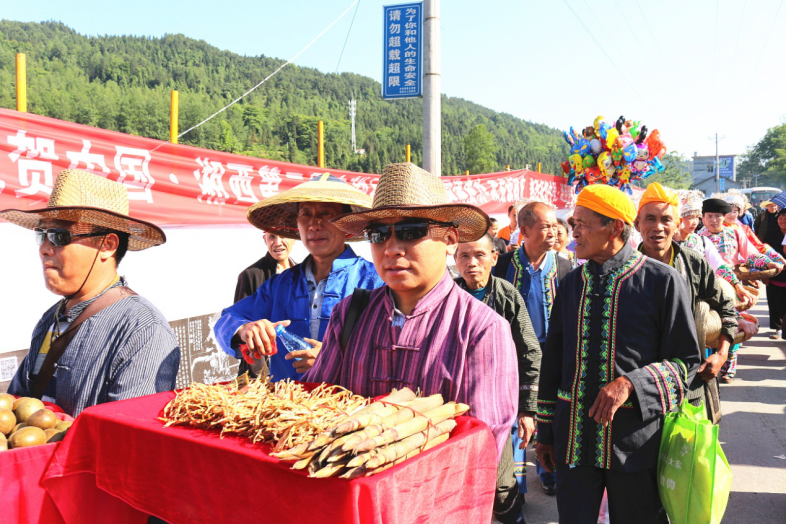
[331,163,490,242]
[245,173,373,241]
[0,169,165,251]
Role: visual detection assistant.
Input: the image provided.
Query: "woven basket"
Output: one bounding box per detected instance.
[696,300,749,348]
[734,265,778,282]
[717,278,757,311]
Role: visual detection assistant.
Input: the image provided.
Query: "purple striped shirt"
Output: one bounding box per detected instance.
[304,272,518,459]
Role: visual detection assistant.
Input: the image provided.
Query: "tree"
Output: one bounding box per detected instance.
[463,124,497,174]
[737,122,786,187]
[643,151,692,190]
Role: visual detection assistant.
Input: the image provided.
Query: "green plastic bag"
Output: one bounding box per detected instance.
[657,400,732,524]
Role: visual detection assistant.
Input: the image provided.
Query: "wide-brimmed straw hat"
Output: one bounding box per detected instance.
[331,162,490,242]
[246,173,373,241]
[0,169,165,251]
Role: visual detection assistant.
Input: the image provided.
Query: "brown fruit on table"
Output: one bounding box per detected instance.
[8,426,47,448]
[44,428,61,441]
[0,408,16,435]
[0,439,7,452]
[55,421,73,431]
[12,423,27,433]
[14,398,46,423]
[0,393,15,411]
[26,409,58,430]
[12,397,28,410]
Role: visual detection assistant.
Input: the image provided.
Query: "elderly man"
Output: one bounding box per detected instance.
[234,232,297,303]
[305,163,519,461]
[494,201,572,496]
[536,184,702,523]
[635,183,742,417]
[455,233,541,524]
[214,174,384,381]
[1,169,180,417]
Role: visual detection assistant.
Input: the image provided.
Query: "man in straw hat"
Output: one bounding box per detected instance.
[535,184,701,523]
[634,183,743,417]
[214,173,384,382]
[1,169,179,417]
[304,162,518,460]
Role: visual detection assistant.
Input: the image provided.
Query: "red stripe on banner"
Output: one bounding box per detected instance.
[0,108,581,226]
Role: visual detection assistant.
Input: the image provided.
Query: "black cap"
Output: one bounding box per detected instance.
[702,198,732,215]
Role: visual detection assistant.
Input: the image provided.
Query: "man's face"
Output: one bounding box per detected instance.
[263,232,292,262]
[297,202,347,259]
[489,221,499,237]
[680,213,700,235]
[455,239,498,290]
[369,217,458,297]
[723,206,739,226]
[703,212,725,234]
[521,206,558,252]
[38,219,104,297]
[635,202,677,253]
[766,203,779,214]
[571,206,616,261]
[554,224,569,252]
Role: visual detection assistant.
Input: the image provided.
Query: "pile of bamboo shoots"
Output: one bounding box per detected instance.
[160,375,368,452]
[271,387,469,478]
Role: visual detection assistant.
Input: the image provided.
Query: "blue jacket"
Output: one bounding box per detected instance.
[214,246,383,382]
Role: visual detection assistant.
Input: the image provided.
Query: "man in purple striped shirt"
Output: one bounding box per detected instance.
[304,163,518,459]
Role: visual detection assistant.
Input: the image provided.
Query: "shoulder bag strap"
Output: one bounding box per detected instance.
[30,286,137,400]
[340,288,372,352]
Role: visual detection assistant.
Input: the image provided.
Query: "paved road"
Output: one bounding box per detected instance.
[515,291,786,524]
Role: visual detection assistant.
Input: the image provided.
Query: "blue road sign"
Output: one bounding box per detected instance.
[382,3,422,99]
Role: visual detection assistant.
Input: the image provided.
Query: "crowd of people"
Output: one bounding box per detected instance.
[2,164,783,523]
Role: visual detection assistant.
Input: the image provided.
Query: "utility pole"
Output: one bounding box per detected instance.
[423,0,441,176]
[709,133,726,193]
[349,99,357,153]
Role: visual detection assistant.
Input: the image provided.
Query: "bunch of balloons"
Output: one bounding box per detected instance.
[560,115,667,194]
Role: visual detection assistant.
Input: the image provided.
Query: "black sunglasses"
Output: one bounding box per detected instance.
[34,228,107,248]
[363,220,456,244]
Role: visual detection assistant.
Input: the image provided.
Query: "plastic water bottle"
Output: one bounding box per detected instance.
[275,325,310,360]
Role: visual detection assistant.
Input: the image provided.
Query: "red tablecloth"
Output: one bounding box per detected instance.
[1,400,73,524]
[43,391,497,524]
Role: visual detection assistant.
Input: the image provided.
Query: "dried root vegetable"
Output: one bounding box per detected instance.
[278,392,469,479]
[160,375,368,453]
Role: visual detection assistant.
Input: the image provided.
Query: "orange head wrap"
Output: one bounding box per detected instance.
[637,182,679,215]
[576,184,636,226]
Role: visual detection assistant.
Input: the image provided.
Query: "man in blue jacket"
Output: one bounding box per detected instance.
[215,174,384,382]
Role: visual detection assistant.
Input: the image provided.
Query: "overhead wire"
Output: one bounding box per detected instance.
[612,0,655,69]
[745,0,784,94]
[560,0,653,112]
[730,0,748,71]
[177,0,360,140]
[336,0,362,73]
[579,0,629,67]
[632,0,675,82]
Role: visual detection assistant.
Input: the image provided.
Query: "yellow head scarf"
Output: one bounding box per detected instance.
[576,185,637,226]
[637,182,680,215]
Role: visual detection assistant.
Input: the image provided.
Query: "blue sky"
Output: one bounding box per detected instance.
[4,0,786,165]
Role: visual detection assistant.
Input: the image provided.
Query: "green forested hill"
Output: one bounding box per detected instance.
[0,20,568,175]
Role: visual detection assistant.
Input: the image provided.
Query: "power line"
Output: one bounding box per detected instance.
[730,0,747,71]
[713,0,719,87]
[560,0,653,112]
[177,0,360,140]
[745,0,785,93]
[336,0,362,74]
[612,0,655,70]
[632,0,675,82]
[579,0,628,66]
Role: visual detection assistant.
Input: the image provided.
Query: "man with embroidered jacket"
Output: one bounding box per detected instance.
[536,185,702,524]
[494,201,571,496]
[214,174,384,382]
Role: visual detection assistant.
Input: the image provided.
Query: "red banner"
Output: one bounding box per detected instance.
[0,108,577,226]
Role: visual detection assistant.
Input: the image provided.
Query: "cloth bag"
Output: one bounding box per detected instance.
[657,400,732,524]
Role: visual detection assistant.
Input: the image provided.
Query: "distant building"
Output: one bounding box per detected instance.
[691,153,741,194]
